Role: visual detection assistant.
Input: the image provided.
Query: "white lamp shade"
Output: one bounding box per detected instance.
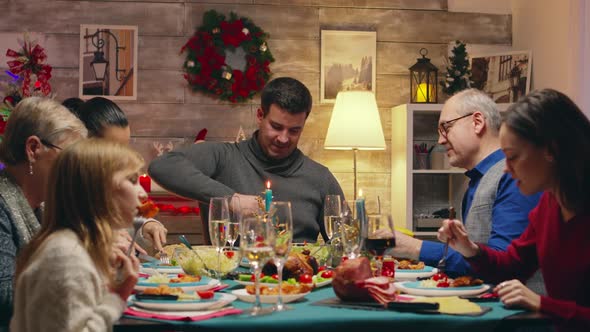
[324,91,386,150]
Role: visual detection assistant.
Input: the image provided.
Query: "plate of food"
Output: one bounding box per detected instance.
[131,286,236,311]
[394,260,438,281]
[140,262,184,275]
[231,283,312,304]
[395,275,490,297]
[235,270,333,288]
[134,274,220,292]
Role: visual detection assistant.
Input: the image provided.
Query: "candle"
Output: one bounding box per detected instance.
[139,174,151,193]
[415,83,434,102]
[265,180,273,212]
[355,189,366,226]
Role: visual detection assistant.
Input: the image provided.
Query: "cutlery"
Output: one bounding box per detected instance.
[437,207,456,273]
[178,235,209,271]
[137,253,160,264]
[127,217,149,257]
[135,293,179,301]
[159,251,171,265]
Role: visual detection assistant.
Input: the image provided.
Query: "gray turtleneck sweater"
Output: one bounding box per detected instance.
[148,133,345,243]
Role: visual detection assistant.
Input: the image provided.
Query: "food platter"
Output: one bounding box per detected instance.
[134,276,220,292]
[235,278,332,288]
[395,266,438,281]
[231,289,310,304]
[394,281,490,297]
[130,293,236,311]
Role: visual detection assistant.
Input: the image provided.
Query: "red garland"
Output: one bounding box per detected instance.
[6,41,52,97]
[156,203,200,216]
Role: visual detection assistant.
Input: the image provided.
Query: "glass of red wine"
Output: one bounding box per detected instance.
[364,214,396,276]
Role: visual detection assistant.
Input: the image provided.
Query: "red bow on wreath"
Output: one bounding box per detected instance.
[6,42,52,97]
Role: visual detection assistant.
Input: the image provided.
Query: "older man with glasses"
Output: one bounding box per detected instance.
[392,89,545,293]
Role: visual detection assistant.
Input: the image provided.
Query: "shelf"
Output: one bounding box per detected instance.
[412,169,465,174]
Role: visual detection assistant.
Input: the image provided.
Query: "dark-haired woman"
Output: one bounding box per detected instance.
[438,89,590,331]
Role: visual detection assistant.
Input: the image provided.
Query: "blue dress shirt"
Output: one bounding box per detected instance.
[419,149,542,277]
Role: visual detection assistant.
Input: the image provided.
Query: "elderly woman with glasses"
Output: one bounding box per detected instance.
[0,97,87,328]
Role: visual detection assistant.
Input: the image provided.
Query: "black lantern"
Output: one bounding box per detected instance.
[90,51,108,81]
[409,48,438,103]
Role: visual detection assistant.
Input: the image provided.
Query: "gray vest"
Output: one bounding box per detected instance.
[465,159,546,294]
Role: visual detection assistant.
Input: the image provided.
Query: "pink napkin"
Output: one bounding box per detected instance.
[124,306,242,322]
[211,283,230,292]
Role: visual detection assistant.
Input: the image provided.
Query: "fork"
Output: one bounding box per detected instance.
[437,207,456,273]
[159,251,170,265]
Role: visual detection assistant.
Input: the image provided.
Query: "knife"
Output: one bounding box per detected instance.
[337,301,439,312]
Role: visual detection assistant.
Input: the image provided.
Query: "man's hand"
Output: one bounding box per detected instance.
[390,230,422,261]
[437,219,479,258]
[142,220,168,252]
[233,193,263,216]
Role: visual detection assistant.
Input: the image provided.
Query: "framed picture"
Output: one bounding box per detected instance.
[470,50,532,103]
[79,25,138,100]
[320,30,376,103]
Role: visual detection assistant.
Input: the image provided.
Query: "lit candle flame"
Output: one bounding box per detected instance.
[266,180,271,189]
[358,189,363,197]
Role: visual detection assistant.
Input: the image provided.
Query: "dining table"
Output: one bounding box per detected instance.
[114,279,554,332]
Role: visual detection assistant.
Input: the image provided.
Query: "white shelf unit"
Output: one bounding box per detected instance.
[391,104,468,237]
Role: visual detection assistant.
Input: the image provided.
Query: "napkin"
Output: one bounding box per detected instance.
[124,306,242,321]
[409,296,488,316]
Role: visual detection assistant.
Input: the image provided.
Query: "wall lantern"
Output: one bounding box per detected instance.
[88,29,126,82]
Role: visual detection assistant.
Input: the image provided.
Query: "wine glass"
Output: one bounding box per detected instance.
[323,195,342,268]
[239,215,275,316]
[209,196,230,279]
[268,201,293,311]
[226,195,242,251]
[364,214,396,276]
[340,210,361,259]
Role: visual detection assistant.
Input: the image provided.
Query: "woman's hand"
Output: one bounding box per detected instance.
[111,249,140,301]
[142,220,168,252]
[437,219,479,257]
[494,279,541,311]
[113,229,146,255]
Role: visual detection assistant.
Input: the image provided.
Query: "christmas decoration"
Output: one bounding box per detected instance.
[441,40,472,96]
[181,10,274,103]
[1,35,53,141]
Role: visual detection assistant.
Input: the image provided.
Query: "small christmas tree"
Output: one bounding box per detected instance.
[441,40,472,95]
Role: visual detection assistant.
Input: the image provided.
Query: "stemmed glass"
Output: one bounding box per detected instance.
[340,202,361,259]
[240,215,275,316]
[226,196,242,251]
[268,201,293,311]
[323,194,342,267]
[209,197,230,279]
[364,214,396,276]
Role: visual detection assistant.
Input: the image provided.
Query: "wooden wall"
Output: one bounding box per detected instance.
[0,0,511,216]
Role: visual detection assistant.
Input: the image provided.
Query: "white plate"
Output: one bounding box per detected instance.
[231,288,310,304]
[140,263,184,275]
[130,293,236,311]
[235,278,332,288]
[394,281,490,297]
[134,276,220,292]
[395,266,438,281]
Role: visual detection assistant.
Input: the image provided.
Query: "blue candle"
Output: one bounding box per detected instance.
[265,180,273,212]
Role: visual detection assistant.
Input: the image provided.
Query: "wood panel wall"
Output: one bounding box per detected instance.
[0,0,511,217]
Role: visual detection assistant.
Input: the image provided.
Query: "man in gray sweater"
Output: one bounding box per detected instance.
[148,77,345,243]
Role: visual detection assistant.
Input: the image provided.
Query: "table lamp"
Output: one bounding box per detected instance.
[324,91,386,199]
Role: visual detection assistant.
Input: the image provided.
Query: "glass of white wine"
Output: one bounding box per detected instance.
[268,201,293,311]
[240,215,275,316]
[209,196,230,279]
[323,194,342,267]
[226,195,242,251]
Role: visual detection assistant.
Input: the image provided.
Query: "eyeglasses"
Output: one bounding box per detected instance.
[40,138,63,151]
[437,113,473,138]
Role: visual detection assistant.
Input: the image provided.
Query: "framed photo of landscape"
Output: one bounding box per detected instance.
[470,50,532,103]
[320,30,376,103]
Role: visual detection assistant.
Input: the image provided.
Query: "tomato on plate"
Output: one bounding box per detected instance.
[250,273,265,282]
[299,274,313,284]
[318,266,327,272]
[197,290,215,299]
[271,274,279,280]
[224,251,235,259]
[320,270,333,279]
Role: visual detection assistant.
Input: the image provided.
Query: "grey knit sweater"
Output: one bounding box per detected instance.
[148,132,345,242]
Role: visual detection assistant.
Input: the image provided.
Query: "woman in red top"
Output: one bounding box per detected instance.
[438,89,590,331]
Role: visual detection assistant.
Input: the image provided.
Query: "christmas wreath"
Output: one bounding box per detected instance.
[181,10,274,103]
